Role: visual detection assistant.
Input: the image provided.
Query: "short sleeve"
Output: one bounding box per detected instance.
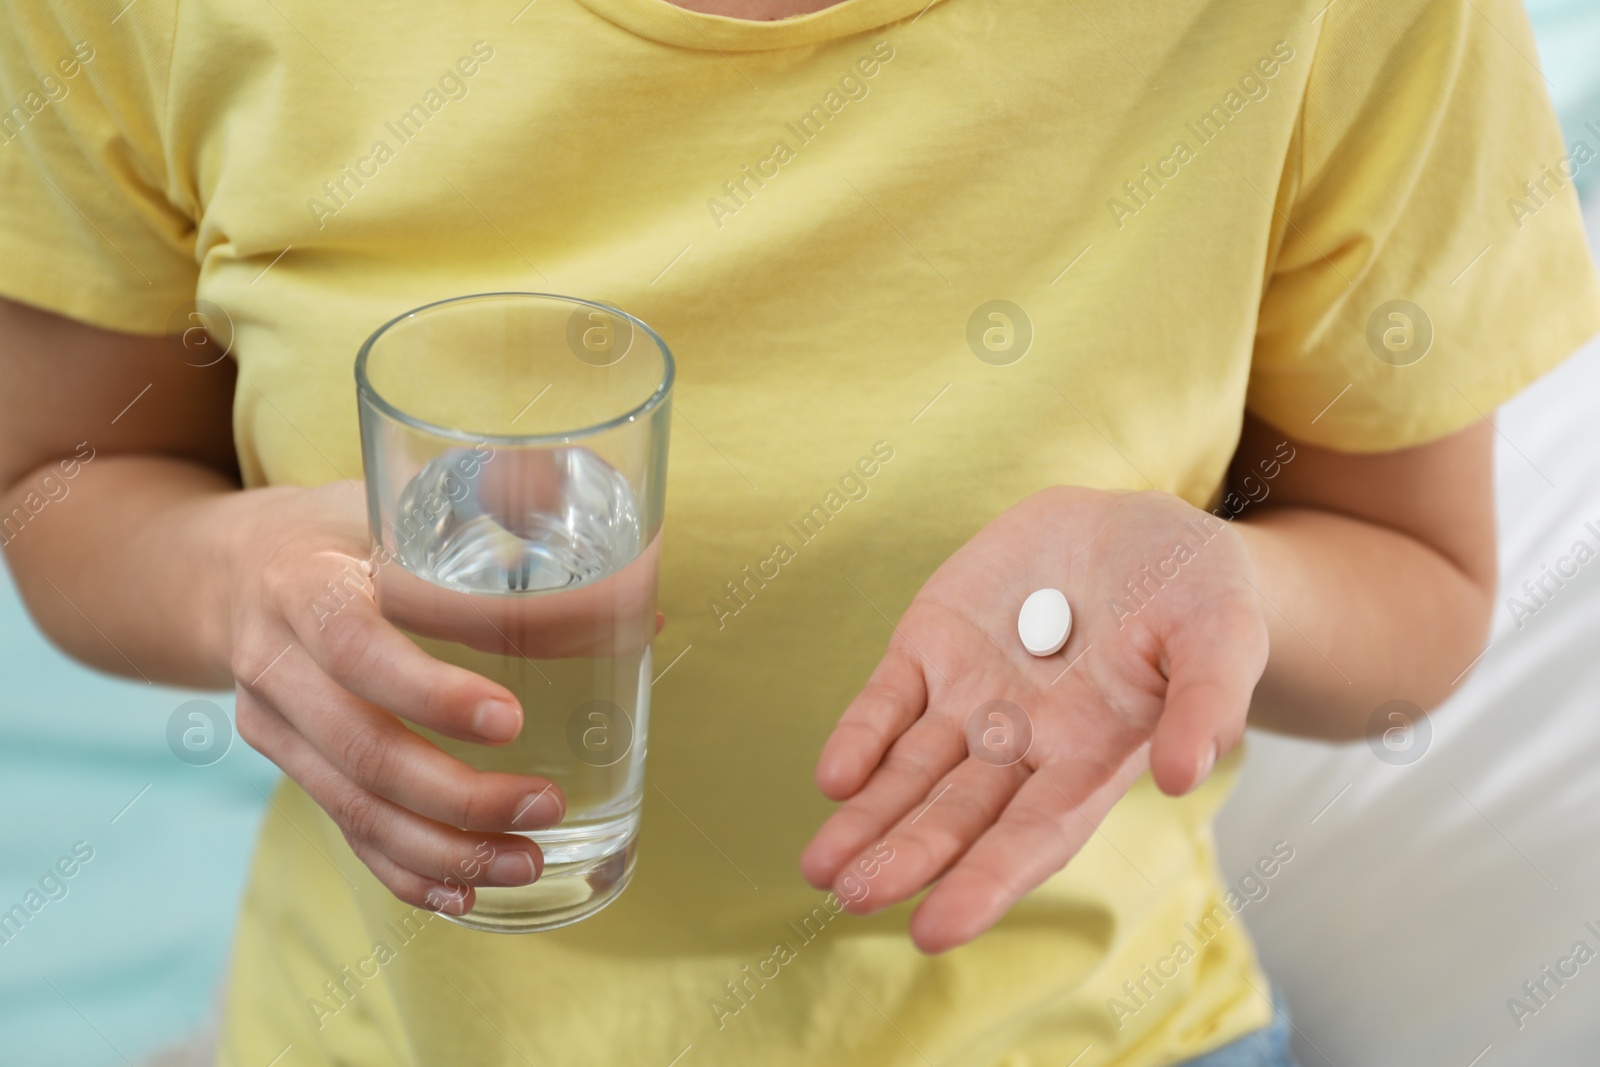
[1249,0,1600,452]
[0,2,197,335]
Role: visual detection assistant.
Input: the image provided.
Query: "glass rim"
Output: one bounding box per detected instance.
[354,291,675,447]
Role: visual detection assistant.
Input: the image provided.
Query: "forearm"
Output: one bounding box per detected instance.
[2,454,272,688]
[1236,507,1493,739]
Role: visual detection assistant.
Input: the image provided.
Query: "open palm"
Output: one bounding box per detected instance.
[800,486,1269,953]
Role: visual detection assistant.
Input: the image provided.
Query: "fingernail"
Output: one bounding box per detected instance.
[512,787,563,830]
[1192,741,1219,792]
[425,886,467,914]
[472,699,521,742]
[487,851,538,886]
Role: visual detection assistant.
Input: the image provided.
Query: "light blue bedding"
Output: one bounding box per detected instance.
[1529,0,1600,195]
[0,559,277,1064]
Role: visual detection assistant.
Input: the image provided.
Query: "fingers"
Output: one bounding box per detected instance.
[278,586,529,745]
[1148,596,1266,796]
[831,756,1028,914]
[908,748,1150,954]
[801,712,963,888]
[344,833,474,917]
[240,638,564,833]
[814,645,929,801]
[236,687,545,909]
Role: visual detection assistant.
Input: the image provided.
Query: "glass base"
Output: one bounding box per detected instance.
[443,833,637,933]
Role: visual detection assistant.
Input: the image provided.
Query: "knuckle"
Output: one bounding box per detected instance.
[883,633,926,672]
[452,782,490,829]
[881,747,935,785]
[452,775,512,830]
[320,615,381,679]
[856,682,909,729]
[959,862,1016,900]
[258,547,303,606]
[1007,806,1070,849]
[832,720,887,764]
[234,697,266,748]
[415,677,471,733]
[882,828,934,873]
[442,841,493,885]
[229,640,275,689]
[227,645,253,685]
[338,728,396,790]
[336,787,387,844]
[938,784,988,824]
[1010,805,1062,835]
[338,824,369,860]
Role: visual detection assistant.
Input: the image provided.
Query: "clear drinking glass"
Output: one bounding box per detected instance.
[355,293,672,932]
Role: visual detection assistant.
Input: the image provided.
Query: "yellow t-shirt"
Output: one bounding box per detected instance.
[3,0,1597,1064]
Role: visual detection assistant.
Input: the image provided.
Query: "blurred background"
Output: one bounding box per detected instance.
[2,6,1599,1065]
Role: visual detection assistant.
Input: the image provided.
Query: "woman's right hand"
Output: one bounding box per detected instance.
[225,479,566,916]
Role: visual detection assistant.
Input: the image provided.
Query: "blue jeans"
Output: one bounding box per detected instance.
[1174,987,1300,1067]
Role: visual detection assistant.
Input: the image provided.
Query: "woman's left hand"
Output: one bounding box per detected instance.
[800,485,1269,952]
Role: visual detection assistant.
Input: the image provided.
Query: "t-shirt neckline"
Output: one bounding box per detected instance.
[569,0,939,50]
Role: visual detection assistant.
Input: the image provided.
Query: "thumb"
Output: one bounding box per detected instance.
[1147,596,1267,795]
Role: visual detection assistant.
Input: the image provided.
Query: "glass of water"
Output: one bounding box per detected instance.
[355,293,672,933]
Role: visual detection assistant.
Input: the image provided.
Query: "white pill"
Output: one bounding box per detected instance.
[1018,588,1072,657]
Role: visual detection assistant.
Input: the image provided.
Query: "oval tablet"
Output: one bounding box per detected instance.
[1018,588,1072,656]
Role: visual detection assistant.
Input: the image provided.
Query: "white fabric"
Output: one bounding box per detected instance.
[1216,208,1600,1065]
